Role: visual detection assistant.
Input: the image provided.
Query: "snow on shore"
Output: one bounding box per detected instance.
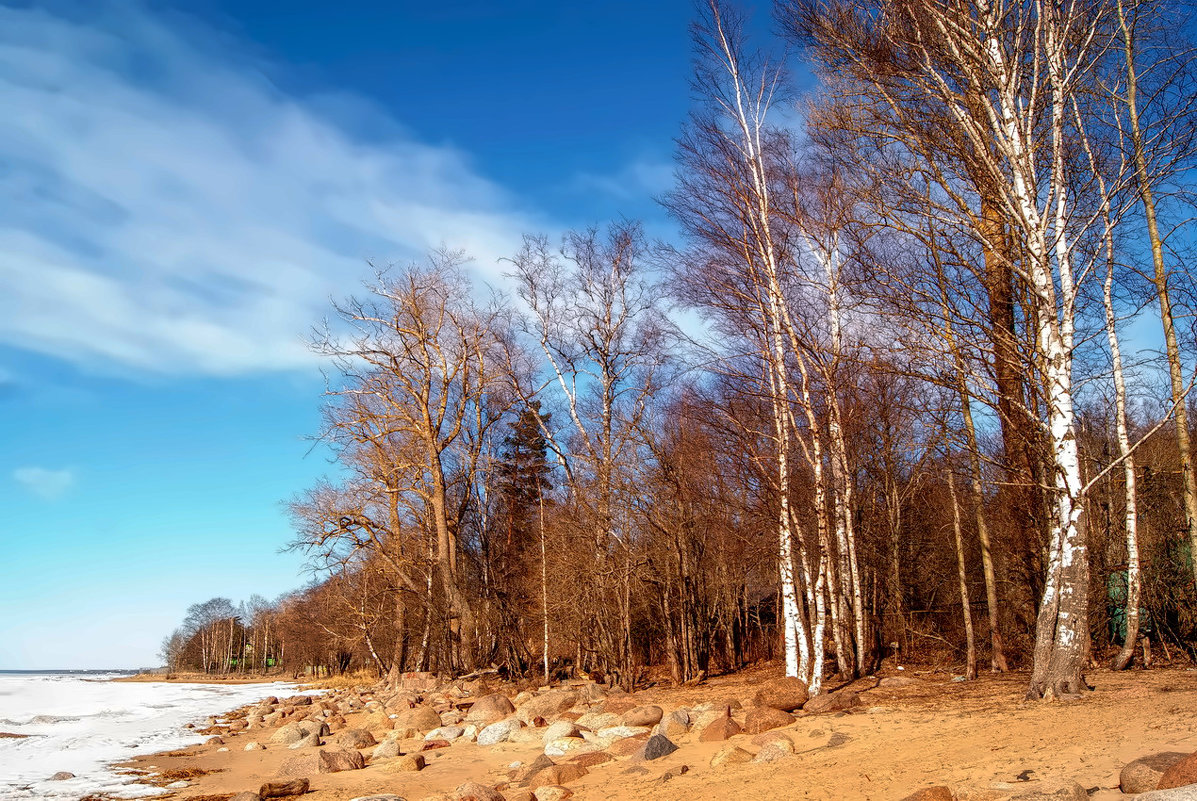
[0,672,303,800]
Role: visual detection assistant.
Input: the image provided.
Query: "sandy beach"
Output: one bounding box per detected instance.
[115,664,1197,801]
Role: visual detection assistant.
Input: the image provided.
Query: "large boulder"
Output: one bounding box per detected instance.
[527,762,588,788]
[268,722,307,745]
[1121,753,1191,794]
[804,690,861,715]
[319,747,366,773]
[656,709,690,738]
[394,705,443,733]
[753,678,809,712]
[575,712,620,731]
[596,725,651,741]
[363,711,393,731]
[425,725,465,742]
[466,694,516,726]
[387,754,425,772]
[620,705,663,727]
[1159,753,1197,791]
[478,717,523,746]
[542,721,580,743]
[710,745,753,768]
[642,734,679,761]
[372,739,401,760]
[744,707,795,734]
[336,728,377,749]
[517,690,580,725]
[697,708,742,742]
[607,734,652,757]
[288,732,321,749]
[452,782,505,801]
[299,720,330,737]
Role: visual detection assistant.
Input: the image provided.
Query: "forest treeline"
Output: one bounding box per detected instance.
[164,0,1197,700]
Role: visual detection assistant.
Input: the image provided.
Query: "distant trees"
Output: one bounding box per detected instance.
[162,597,246,674]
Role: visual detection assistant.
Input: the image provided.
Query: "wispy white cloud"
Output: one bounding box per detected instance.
[13,466,75,499]
[0,2,541,376]
[573,159,676,202]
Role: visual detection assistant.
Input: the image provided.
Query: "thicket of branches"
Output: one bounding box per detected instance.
[165,0,1197,700]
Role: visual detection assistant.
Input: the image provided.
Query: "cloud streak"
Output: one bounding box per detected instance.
[0,2,541,376]
[13,466,75,500]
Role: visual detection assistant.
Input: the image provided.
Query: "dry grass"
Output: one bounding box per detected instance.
[136,766,222,786]
[302,669,380,690]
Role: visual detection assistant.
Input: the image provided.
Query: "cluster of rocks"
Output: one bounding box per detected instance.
[179,670,870,801]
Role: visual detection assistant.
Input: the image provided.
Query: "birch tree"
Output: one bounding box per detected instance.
[1110,0,1197,589]
[784,0,1108,697]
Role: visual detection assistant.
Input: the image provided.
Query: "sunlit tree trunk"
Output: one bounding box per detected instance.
[1115,0,1197,590]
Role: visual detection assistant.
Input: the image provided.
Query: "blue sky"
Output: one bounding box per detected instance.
[0,0,780,669]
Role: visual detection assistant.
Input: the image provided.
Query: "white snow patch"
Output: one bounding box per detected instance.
[0,673,309,800]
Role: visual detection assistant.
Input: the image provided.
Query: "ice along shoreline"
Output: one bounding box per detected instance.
[0,671,306,801]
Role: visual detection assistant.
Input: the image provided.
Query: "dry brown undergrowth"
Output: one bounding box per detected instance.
[137,766,222,786]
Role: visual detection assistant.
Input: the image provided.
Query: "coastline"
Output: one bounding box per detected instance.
[0,673,307,801]
[113,672,301,686]
[121,665,1197,801]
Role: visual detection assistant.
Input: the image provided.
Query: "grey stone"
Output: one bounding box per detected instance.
[1135,786,1197,801]
[477,717,523,746]
[643,734,679,761]
[372,739,402,760]
[288,731,321,749]
[542,720,580,743]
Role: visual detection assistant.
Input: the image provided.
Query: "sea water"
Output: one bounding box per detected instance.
[0,671,304,800]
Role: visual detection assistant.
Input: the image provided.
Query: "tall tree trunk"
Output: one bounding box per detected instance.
[539,484,550,686]
[948,467,978,680]
[1116,0,1197,590]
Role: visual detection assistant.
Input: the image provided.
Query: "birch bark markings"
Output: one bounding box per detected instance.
[1114,0,1197,590]
[783,0,1096,697]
